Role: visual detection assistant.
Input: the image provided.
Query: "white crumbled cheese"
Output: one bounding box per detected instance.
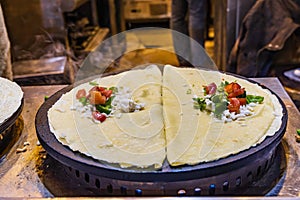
[70,86,146,121]
[205,98,213,111]
[70,99,93,119]
[246,105,254,112]
[223,109,230,117]
[221,103,256,122]
[111,87,145,113]
[248,102,257,107]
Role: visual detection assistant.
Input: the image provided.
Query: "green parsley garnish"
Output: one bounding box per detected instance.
[193,97,206,111]
[211,94,228,118]
[246,95,264,104]
[89,81,99,86]
[109,86,118,93]
[79,97,88,106]
[186,88,192,94]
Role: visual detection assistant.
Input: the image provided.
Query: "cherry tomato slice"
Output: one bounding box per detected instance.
[227,88,245,98]
[224,82,241,94]
[76,89,86,99]
[89,86,106,93]
[92,111,107,122]
[237,98,247,105]
[228,97,240,113]
[98,87,106,92]
[101,89,113,98]
[203,82,217,95]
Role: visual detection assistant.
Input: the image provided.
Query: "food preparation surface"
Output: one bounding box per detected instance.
[0,78,300,198]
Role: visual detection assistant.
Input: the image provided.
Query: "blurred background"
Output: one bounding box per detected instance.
[0,0,299,108]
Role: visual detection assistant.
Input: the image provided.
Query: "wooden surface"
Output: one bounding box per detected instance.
[0,78,300,197]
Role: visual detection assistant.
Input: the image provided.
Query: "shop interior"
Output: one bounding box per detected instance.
[0,0,299,109]
[0,0,300,197]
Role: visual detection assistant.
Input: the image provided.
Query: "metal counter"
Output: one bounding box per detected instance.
[0,78,299,198]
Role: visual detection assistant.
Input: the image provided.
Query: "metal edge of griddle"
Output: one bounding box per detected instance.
[0,98,24,133]
[35,76,288,183]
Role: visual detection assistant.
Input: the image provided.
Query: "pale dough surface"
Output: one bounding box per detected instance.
[163,65,282,166]
[0,77,23,124]
[48,65,283,168]
[48,65,165,168]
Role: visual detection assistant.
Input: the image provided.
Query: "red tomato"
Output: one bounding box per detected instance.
[89,86,99,93]
[92,111,107,122]
[232,82,241,91]
[89,86,106,92]
[224,82,241,94]
[224,83,233,94]
[98,87,106,92]
[76,89,86,99]
[203,82,217,95]
[101,89,112,98]
[89,91,106,105]
[228,98,240,113]
[237,98,247,105]
[227,88,245,98]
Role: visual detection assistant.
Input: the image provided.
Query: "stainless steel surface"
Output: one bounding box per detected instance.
[13,57,66,78]
[12,56,72,86]
[0,78,299,197]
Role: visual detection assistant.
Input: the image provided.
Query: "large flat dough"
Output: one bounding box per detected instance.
[162,65,282,166]
[48,65,165,168]
[48,65,283,168]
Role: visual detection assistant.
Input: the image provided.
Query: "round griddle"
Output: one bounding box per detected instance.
[35,78,287,195]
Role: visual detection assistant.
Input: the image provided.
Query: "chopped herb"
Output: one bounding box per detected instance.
[109,86,118,93]
[186,88,192,94]
[79,97,88,106]
[297,129,300,136]
[89,81,99,86]
[211,94,227,104]
[44,96,49,101]
[246,95,264,104]
[193,97,206,111]
[217,82,226,92]
[203,87,207,96]
[214,102,227,118]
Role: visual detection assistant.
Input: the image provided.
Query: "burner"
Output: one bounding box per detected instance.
[37,143,286,196]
